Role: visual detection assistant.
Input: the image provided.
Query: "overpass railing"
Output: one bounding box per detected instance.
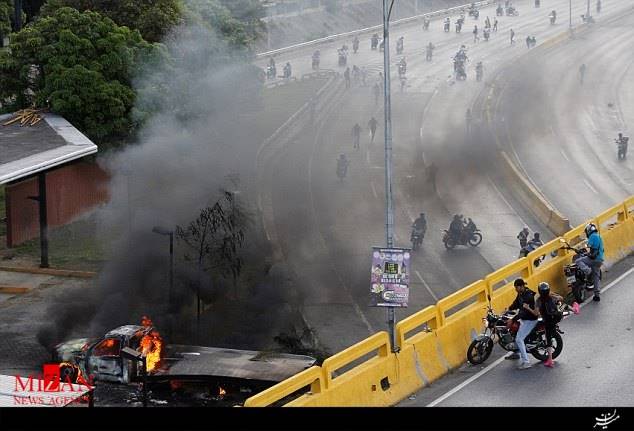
[244,196,634,406]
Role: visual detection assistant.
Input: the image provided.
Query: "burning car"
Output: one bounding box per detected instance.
[52,317,316,386]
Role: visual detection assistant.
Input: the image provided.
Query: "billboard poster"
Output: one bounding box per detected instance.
[370,247,410,307]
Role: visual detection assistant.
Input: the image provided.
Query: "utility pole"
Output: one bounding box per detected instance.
[382,0,397,353]
[586,0,590,19]
[569,0,572,29]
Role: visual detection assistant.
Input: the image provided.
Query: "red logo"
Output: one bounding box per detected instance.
[42,364,61,392]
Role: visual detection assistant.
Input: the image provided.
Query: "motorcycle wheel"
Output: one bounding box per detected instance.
[531,331,563,361]
[444,237,456,250]
[467,338,494,365]
[468,232,483,246]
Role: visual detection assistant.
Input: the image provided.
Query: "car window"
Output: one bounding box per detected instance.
[92,338,121,357]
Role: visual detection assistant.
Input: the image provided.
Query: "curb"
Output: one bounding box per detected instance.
[0,285,30,294]
[0,265,97,278]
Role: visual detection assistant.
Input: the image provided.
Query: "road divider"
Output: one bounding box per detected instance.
[245,196,634,406]
[0,265,96,278]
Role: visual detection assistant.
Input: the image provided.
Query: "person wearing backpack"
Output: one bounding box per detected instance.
[536,282,579,368]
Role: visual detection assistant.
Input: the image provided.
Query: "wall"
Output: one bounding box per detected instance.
[5,161,110,247]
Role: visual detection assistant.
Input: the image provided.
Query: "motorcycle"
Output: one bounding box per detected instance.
[266,65,276,80]
[442,227,482,249]
[467,299,569,365]
[454,59,467,81]
[455,21,462,33]
[560,239,602,303]
[423,18,430,31]
[396,39,404,55]
[496,5,504,16]
[519,242,545,267]
[371,34,379,50]
[411,227,425,251]
[398,62,406,78]
[483,28,490,41]
[617,137,629,160]
[506,6,519,16]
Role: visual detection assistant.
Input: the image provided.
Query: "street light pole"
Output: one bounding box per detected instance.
[569,0,572,29]
[382,0,397,353]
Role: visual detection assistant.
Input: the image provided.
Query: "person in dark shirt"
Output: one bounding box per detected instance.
[505,278,538,369]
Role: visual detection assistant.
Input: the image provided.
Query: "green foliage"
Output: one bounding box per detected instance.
[0,7,160,142]
[41,0,183,43]
[0,0,11,38]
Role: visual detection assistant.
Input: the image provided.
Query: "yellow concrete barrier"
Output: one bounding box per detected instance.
[245,197,634,407]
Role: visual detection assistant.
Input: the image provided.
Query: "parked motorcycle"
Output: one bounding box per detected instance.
[496,5,504,16]
[559,239,602,303]
[467,299,569,365]
[442,227,482,249]
[454,58,467,81]
[506,6,519,16]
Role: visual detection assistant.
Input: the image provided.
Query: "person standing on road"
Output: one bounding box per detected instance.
[576,223,604,302]
[493,18,498,32]
[510,28,515,45]
[485,16,491,29]
[352,123,361,150]
[344,67,351,89]
[579,63,587,85]
[505,278,538,369]
[473,25,479,42]
[368,116,378,142]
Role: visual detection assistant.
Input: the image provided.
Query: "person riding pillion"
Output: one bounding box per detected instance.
[449,214,464,240]
[517,226,530,248]
[576,223,604,302]
[504,278,538,369]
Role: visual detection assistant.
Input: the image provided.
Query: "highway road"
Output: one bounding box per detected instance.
[256,0,634,354]
[398,255,634,406]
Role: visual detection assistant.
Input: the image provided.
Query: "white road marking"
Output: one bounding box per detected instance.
[371,181,379,199]
[560,149,570,162]
[486,175,530,228]
[583,179,598,194]
[415,270,438,302]
[426,266,634,407]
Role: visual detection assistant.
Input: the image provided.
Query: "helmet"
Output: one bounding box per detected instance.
[584,223,598,237]
[522,226,529,233]
[454,214,461,220]
[537,282,550,295]
[513,278,526,288]
[420,212,425,217]
[533,232,540,239]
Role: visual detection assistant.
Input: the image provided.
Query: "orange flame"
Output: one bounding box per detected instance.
[219,387,226,397]
[138,317,162,372]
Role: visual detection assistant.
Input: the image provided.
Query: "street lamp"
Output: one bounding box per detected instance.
[382,0,397,353]
[152,226,174,308]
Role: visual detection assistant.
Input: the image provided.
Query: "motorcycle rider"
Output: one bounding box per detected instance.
[425,42,435,61]
[423,16,430,30]
[267,57,277,78]
[576,223,604,302]
[412,213,427,244]
[535,282,578,368]
[505,278,538,368]
[549,9,557,24]
[449,214,464,241]
[517,226,529,249]
[616,132,629,160]
[444,17,451,32]
[398,57,407,77]
[371,33,379,50]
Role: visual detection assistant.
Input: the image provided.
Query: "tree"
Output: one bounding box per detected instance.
[40,0,183,43]
[0,7,161,143]
[0,1,12,45]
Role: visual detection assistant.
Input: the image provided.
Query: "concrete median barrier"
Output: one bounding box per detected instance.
[245,196,634,407]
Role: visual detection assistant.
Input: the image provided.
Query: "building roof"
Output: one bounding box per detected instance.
[0,113,98,184]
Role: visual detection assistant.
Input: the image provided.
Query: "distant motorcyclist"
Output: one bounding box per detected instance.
[496,4,504,16]
[517,226,530,248]
[411,213,428,246]
[576,223,604,302]
[483,27,490,41]
[473,25,479,42]
[267,57,277,79]
[464,218,477,241]
[283,62,292,78]
[425,42,435,61]
[504,278,538,369]
[449,214,464,240]
[485,16,491,29]
[444,17,451,32]
[352,36,360,53]
[616,132,629,160]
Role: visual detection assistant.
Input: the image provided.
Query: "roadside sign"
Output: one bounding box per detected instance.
[370,247,410,307]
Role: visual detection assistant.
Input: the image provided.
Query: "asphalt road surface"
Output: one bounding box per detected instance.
[398,255,634,406]
[259,0,634,353]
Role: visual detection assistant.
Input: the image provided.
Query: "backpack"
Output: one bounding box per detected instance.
[543,297,563,323]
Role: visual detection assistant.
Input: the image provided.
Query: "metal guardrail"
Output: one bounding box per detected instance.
[256,0,498,60]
